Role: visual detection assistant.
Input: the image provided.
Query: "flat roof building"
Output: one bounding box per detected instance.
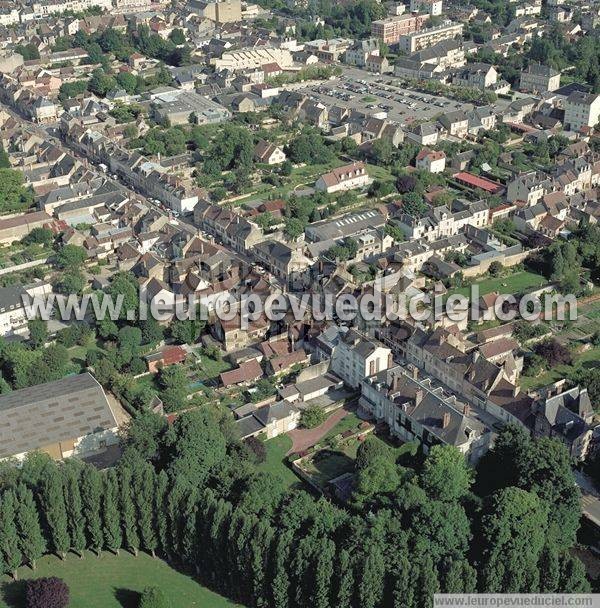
[151,90,231,126]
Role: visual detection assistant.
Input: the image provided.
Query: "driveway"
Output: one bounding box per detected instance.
[287,407,349,455]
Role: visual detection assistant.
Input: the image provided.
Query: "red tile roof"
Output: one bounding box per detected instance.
[417,148,445,162]
[269,350,308,373]
[453,172,504,194]
[220,359,263,387]
[161,345,188,366]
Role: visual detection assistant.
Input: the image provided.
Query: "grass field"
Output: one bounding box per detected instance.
[520,344,600,391]
[259,435,303,489]
[447,270,547,300]
[0,552,241,608]
[365,163,395,183]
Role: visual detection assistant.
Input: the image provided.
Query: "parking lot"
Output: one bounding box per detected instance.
[296,66,511,125]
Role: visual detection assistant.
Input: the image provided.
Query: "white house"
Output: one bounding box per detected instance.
[410,0,443,15]
[330,328,392,388]
[0,282,52,337]
[253,140,287,165]
[564,91,600,133]
[359,365,493,464]
[416,148,446,173]
[315,162,370,194]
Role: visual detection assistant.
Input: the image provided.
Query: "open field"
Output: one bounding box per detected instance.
[447,270,547,300]
[365,163,395,183]
[232,159,345,205]
[0,552,241,608]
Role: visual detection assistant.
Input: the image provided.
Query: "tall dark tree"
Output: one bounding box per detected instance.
[416,555,441,608]
[0,489,22,579]
[335,549,355,608]
[478,487,548,592]
[357,540,386,608]
[154,470,169,557]
[270,529,293,608]
[248,520,275,607]
[81,466,103,555]
[133,464,158,557]
[420,445,473,502]
[119,466,139,555]
[516,437,581,547]
[62,463,86,558]
[475,424,530,495]
[14,483,45,571]
[40,467,70,559]
[557,551,591,593]
[101,469,122,555]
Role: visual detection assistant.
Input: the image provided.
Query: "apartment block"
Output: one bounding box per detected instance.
[398,21,463,53]
[371,14,429,45]
[519,63,561,93]
[564,91,600,133]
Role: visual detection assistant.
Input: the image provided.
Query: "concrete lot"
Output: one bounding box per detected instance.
[295,66,512,126]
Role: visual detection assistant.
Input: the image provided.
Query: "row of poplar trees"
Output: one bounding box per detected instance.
[0,410,592,607]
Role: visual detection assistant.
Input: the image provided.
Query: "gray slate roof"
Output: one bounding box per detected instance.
[0,373,117,459]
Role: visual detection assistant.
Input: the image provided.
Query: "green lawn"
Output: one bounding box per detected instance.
[366,163,395,183]
[447,270,547,300]
[67,339,105,373]
[581,300,600,320]
[0,552,241,608]
[194,356,231,382]
[258,435,302,489]
[304,449,356,487]
[520,344,600,391]
[134,373,159,391]
[231,159,344,205]
[322,412,363,443]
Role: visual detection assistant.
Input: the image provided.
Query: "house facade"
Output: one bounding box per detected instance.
[315,162,370,194]
[359,365,493,463]
[330,328,392,388]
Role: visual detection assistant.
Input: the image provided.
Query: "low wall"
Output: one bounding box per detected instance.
[462,249,531,278]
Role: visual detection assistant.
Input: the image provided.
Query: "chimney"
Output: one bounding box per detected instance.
[415,388,423,405]
[463,403,470,416]
[512,384,520,397]
[442,411,451,429]
[392,374,400,391]
[412,365,418,380]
